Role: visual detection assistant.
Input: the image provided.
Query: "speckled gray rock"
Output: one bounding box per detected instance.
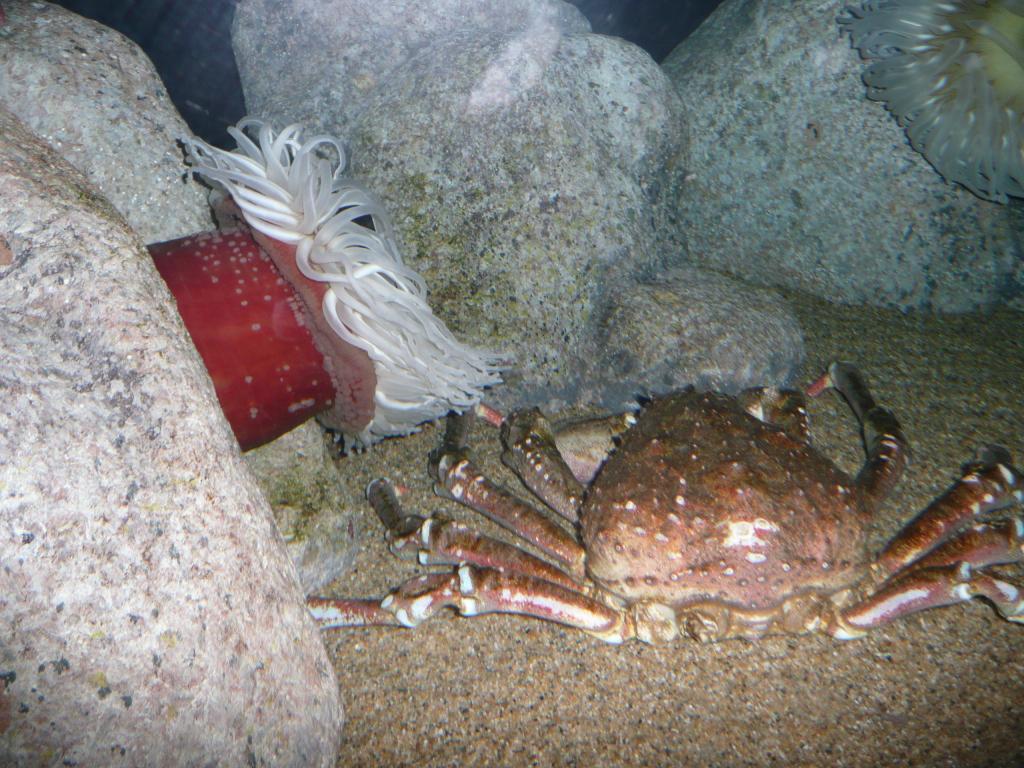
[584,265,805,410]
[232,0,764,413]
[233,0,591,133]
[0,0,209,243]
[348,30,696,412]
[663,0,1023,313]
[245,422,360,593]
[0,108,342,767]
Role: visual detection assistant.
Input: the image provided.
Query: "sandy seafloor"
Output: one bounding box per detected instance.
[317,290,1024,768]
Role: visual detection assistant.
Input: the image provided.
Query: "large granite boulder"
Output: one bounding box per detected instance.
[663,0,1023,312]
[0,63,340,768]
[232,0,804,412]
[1,0,362,588]
[234,0,590,131]
[0,0,209,243]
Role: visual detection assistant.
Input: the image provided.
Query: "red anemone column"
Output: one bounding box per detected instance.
[149,229,337,450]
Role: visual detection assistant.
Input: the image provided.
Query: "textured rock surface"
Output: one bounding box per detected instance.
[245,422,360,594]
[663,0,1023,312]
[343,28,692,412]
[0,0,209,243]
[0,0,357,586]
[233,0,590,132]
[231,0,804,411]
[584,265,805,410]
[0,108,342,766]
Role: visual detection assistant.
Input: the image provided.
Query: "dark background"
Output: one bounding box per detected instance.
[49,0,723,145]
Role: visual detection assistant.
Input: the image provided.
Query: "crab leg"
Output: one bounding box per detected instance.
[906,519,1024,573]
[367,479,585,593]
[499,408,587,521]
[828,562,1024,639]
[875,446,1023,578]
[808,361,907,507]
[307,595,406,629]
[431,449,587,577]
[311,565,630,642]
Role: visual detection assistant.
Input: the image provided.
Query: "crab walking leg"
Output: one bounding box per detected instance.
[309,573,465,630]
[828,563,1024,639]
[307,595,406,629]
[875,446,1024,578]
[367,479,587,593]
[808,361,908,507]
[500,408,587,522]
[312,565,629,641]
[905,519,1024,573]
[455,566,629,643]
[737,387,811,444]
[432,450,587,577]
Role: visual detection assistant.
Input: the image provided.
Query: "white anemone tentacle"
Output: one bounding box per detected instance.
[183,117,503,444]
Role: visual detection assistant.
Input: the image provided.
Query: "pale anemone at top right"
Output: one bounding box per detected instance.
[840,0,1024,203]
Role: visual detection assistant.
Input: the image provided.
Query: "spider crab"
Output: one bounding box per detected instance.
[309,362,1024,643]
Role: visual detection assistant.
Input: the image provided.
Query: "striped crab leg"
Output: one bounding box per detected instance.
[367,479,585,593]
[311,565,630,642]
[429,411,588,577]
[874,445,1023,577]
[827,448,1024,639]
[828,558,1024,640]
[307,477,630,640]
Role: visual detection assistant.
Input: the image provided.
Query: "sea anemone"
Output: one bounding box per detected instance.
[148,228,362,450]
[840,0,1024,203]
[156,118,502,448]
